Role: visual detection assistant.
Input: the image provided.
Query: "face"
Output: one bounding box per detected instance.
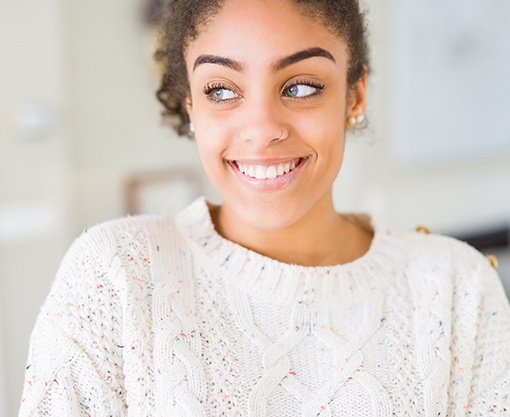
[185,0,366,232]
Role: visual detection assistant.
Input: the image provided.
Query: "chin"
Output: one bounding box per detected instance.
[232,198,311,232]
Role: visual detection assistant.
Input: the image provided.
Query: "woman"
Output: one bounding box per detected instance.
[20,0,510,415]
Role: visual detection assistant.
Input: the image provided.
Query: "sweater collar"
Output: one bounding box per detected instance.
[175,197,402,305]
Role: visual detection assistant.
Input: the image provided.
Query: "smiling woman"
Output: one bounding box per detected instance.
[18,0,510,416]
[182,0,369,264]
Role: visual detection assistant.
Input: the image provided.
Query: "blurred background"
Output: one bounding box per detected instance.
[1,0,509,415]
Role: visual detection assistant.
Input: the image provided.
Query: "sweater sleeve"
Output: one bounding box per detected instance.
[467,257,510,416]
[19,227,127,416]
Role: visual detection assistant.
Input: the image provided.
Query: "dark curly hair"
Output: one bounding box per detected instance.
[154,0,370,136]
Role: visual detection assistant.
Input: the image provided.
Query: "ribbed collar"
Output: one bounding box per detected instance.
[175,197,403,305]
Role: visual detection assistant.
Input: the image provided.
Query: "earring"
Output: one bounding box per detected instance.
[347,114,365,126]
[189,122,195,134]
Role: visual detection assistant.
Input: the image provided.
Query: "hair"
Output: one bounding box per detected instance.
[154,0,370,136]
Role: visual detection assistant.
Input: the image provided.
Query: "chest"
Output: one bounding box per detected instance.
[136,270,454,416]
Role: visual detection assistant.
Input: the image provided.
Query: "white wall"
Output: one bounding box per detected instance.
[0,313,5,417]
[334,0,510,234]
[61,1,210,233]
[0,1,69,416]
[1,1,509,416]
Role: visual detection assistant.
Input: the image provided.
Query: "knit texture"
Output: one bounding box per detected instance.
[20,197,510,416]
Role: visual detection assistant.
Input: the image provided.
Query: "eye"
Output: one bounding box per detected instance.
[203,83,239,102]
[211,88,237,101]
[283,82,323,98]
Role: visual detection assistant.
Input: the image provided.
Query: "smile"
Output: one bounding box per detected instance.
[233,158,306,180]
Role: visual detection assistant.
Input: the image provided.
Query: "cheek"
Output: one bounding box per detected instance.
[194,127,229,181]
[195,138,218,172]
[193,105,233,143]
[294,91,346,135]
[294,107,345,151]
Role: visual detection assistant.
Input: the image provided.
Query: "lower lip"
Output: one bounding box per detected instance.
[228,158,308,191]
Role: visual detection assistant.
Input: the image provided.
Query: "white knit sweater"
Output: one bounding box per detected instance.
[20,198,510,416]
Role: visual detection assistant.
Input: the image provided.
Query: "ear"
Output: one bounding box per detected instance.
[346,68,367,128]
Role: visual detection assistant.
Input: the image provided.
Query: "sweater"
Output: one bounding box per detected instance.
[20,197,510,416]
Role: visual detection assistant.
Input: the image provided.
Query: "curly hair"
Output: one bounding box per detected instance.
[154,0,370,136]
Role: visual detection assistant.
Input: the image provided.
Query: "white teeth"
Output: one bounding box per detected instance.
[236,159,301,180]
[255,165,266,180]
[277,164,284,176]
[266,165,277,179]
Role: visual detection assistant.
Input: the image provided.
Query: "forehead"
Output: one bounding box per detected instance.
[185,0,348,69]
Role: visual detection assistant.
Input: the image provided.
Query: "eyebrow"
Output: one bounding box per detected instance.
[193,55,242,72]
[192,47,336,72]
[272,47,336,71]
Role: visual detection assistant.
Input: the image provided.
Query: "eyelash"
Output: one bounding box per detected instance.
[202,79,325,103]
[203,82,228,96]
[202,82,236,103]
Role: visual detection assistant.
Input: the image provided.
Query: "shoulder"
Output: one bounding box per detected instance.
[379,221,492,270]
[380,223,503,303]
[39,213,184,337]
[372,219,497,290]
[79,213,170,246]
[54,213,181,294]
[67,213,176,260]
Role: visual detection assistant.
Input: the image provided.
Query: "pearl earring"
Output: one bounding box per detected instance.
[347,114,365,126]
[189,122,195,134]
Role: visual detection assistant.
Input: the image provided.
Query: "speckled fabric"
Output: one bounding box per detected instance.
[20,197,510,416]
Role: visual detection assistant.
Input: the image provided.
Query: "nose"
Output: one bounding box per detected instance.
[237,94,288,145]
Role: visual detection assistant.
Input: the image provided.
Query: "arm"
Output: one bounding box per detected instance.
[467,258,510,416]
[19,228,127,416]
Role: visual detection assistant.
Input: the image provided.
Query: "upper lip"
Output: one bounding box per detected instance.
[227,156,306,166]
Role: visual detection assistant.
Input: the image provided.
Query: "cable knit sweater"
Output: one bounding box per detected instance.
[20,197,510,416]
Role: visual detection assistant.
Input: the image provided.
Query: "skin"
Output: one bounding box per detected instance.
[185,0,371,266]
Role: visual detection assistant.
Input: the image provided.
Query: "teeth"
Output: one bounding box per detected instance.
[266,166,277,179]
[277,164,284,176]
[237,159,300,180]
[255,165,265,180]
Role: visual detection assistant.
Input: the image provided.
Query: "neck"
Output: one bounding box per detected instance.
[210,194,373,267]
